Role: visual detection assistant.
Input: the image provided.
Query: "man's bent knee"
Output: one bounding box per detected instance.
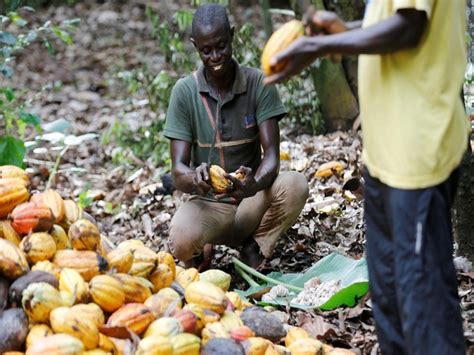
[278,171,309,204]
[168,225,203,262]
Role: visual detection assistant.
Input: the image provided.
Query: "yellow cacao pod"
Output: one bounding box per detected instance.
[201,322,230,345]
[25,333,84,355]
[21,282,62,323]
[209,165,232,193]
[220,310,244,332]
[175,267,199,289]
[0,238,29,279]
[285,327,310,347]
[129,246,157,278]
[50,224,70,250]
[89,274,125,312]
[60,199,83,230]
[68,219,100,251]
[203,308,221,325]
[30,189,64,223]
[170,333,201,355]
[20,232,57,264]
[144,316,183,338]
[261,19,304,76]
[0,165,29,183]
[175,265,185,277]
[107,303,155,335]
[26,324,54,349]
[185,281,228,315]
[149,263,174,292]
[265,343,288,355]
[314,161,344,178]
[113,273,152,304]
[0,178,29,218]
[72,303,105,327]
[50,306,100,350]
[156,251,176,278]
[31,260,60,279]
[242,337,272,355]
[98,333,117,354]
[145,287,182,318]
[0,220,21,245]
[116,239,145,250]
[287,338,323,355]
[226,291,243,311]
[136,336,173,355]
[53,250,108,281]
[106,248,133,273]
[59,268,90,306]
[199,269,231,291]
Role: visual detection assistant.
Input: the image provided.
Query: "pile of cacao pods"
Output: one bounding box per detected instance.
[0,165,355,355]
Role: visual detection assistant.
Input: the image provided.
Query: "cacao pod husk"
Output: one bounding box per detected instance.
[185,281,228,315]
[170,333,201,355]
[10,202,54,235]
[106,248,133,273]
[26,324,54,349]
[0,220,21,245]
[68,219,100,251]
[107,303,155,335]
[0,178,29,219]
[9,270,58,307]
[144,316,183,338]
[53,250,108,281]
[59,268,90,306]
[149,263,174,292]
[200,269,231,291]
[209,165,232,193]
[21,282,62,323]
[113,273,151,304]
[136,336,173,355]
[20,232,57,264]
[89,274,125,313]
[30,189,64,223]
[0,239,29,279]
[25,333,84,355]
[0,308,28,353]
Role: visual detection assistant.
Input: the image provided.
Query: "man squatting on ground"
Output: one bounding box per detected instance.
[164,4,309,269]
[264,1,468,354]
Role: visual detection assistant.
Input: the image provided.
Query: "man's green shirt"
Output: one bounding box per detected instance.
[164,60,286,173]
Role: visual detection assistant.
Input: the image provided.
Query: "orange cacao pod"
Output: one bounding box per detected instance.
[53,250,108,281]
[89,274,125,313]
[20,232,57,264]
[0,178,29,219]
[230,325,256,342]
[10,202,54,235]
[149,263,174,292]
[183,303,206,332]
[68,219,100,251]
[106,247,133,273]
[261,20,304,76]
[0,220,21,245]
[173,308,198,334]
[107,303,155,335]
[185,281,228,315]
[113,273,152,304]
[30,189,64,223]
[209,165,232,193]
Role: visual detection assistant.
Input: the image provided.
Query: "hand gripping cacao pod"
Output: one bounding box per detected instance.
[0,220,21,245]
[0,239,29,279]
[201,322,230,346]
[287,338,323,355]
[149,263,174,292]
[10,202,54,235]
[185,281,228,315]
[50,306,100,350]
[72,303,105,327]
[136,336,173,355]
[49,224,69,250]
[129,246,157,278]
[113,273,151,304]
[285,327,310,347]
[145,287,182,318]
[0,165,29,183]
[157,250,176,277]
[209,165,232,193]
[175,267,199,289]
[106,248,133,273]
[0,178,29,218]
[19,232,57,264]
[31,260,61,279]
[261,20,304,76]
[170,333,201,355]
[26,324,54,349]
[144,316,183,338]
[21,282,62,323]
[30,189,64,223]
[89,274,125,312]
[59,268,90,306]
[25,333,84,355]
[220,310,244,333]
[106,303,155,335]
[53,250,108,281]
[68,219,100,251]
[199,269,232,291]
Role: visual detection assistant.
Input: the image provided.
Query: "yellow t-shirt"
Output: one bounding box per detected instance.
[359,0,469,189]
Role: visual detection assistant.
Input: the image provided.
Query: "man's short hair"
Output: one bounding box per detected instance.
[191,4,230,38]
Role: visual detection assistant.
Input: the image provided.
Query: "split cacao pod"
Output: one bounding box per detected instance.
[201,322,230,345]
[287,338,323,355]
[175,267,199,289]
[170,333,201,355]
[30,189,64,223]
[26,324,54,349]
[59,268,90,306]
[25,333,84,355]
[284,327,310,347]
[0,239,29,279]
[145,287,182,317]
[68,219,100,251]
[136,336,173,355]
[0,220,21,245]
[89,274,125,312]
[9,270,59,307]
[106,247,133,273]
[113,273,151,304]
[21,282,62,323]
[185,281,228,315]
[144,316,183,338]
[261,20,304,76]
[200,269,231,291]
[209,165,232,193]
[50,306,100,350]
[149,263,174,292]
[0,178,29,218]
[53,250,108,281]
[0,308,29,353]
[156,250,176,278]
[72,303,105,327]
[19,232,57,264]
[11,202,54,235]
[49,224,69,250]
[0,165,29,184]
[107,303,155,335]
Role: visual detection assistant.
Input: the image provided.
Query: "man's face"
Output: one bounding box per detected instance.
[192,23,234,78]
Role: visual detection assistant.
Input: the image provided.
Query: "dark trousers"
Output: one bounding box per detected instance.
[364,170,466,355]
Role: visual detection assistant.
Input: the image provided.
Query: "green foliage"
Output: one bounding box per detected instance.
[0,9,78,167]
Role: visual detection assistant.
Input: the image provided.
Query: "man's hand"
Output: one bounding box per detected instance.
[193,162,212,196]
[214,166,258,202]
[304,9,348,35]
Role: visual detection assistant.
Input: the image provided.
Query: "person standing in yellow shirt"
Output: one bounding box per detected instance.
[265,1,468,354]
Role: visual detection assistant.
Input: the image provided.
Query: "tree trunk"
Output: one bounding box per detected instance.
[290,0,360,132]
